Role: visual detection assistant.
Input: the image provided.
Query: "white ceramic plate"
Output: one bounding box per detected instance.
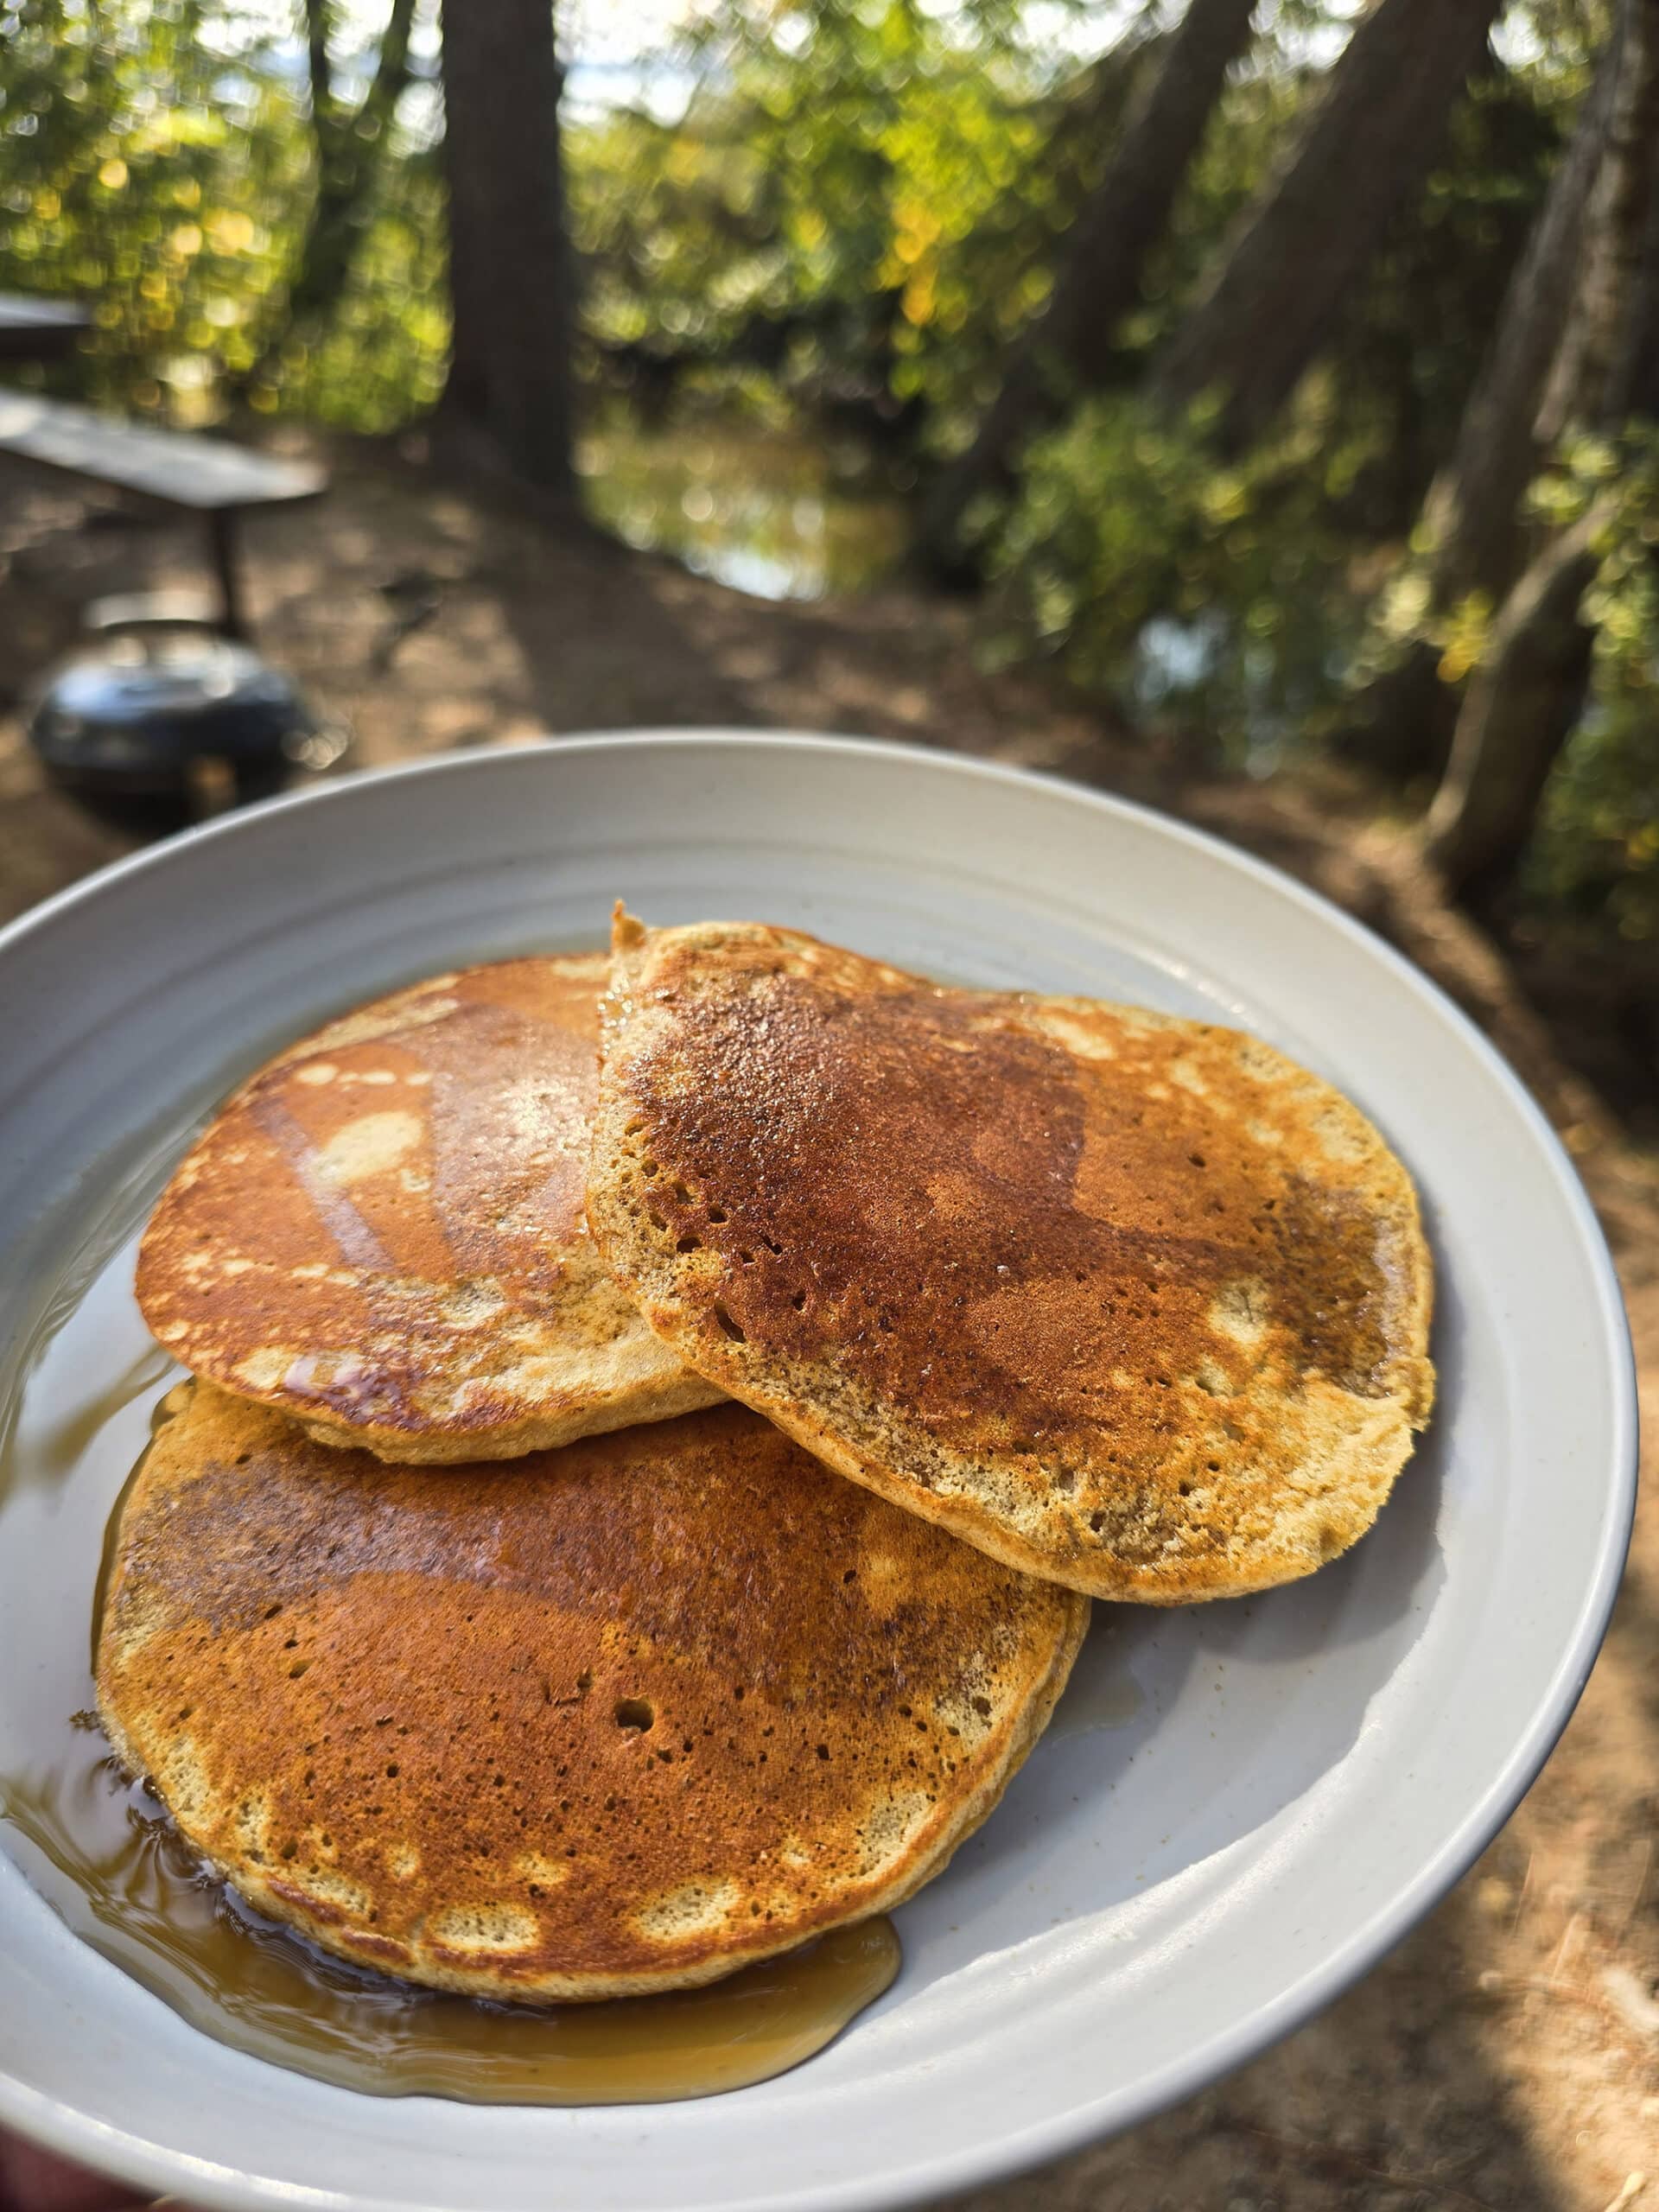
[0,734,1636,2212]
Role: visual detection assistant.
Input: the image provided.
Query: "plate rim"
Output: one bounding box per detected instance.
[0,729,1638,2212]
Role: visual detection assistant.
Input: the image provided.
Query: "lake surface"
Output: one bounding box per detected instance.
[577,413,911,602]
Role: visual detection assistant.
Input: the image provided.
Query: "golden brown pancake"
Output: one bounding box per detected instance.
[137,957,721,1460]
[588,917,1434,1603]
[96,1385,1087,2001]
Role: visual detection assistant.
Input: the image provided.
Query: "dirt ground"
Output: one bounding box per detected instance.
[1,437,1656,2212]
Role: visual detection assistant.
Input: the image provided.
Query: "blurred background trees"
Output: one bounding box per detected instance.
[1,0,1656,948]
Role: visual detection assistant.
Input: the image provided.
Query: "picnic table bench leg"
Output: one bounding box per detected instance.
[206,506,251,639]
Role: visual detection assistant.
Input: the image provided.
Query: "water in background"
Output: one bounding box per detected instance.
[578,411,911,602]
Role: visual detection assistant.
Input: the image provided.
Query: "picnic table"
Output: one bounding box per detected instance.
[0,293,91,364]
[0,391,326,638]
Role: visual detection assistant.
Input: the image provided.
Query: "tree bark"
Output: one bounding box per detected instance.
[1423,505,1607,900]
[1425,0,1659,903]
[438,0,574,494]
[306,0,336,133]
[920,0,1261,572]
[1540,0,1659,435]
[1423,29,1622,611]
[1152,0,1501,455]
[1341,27,1621,779]
[1609,163,1659,422]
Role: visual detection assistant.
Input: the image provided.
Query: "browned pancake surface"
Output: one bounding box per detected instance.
[587,919,1434,1601]
[96,1387,1086,1999]
[137,957,720,1459]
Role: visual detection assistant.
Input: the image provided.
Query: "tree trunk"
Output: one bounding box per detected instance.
[1539,0,1659,435]
[1423,506,1606,901]
[920,0,1261,573]
[1610,163,1659,422]
[438,0,574,495]
[1341,27,1621,779]
[248,0,417,386]
[1152,0,1501,455]
[1425,0,1659,903]
[1423,29,1622,610]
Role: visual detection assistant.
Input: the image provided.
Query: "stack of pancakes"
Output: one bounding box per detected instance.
[100,915,1433,2003]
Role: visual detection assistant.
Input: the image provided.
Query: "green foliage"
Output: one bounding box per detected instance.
[1524,430,1659,939]
[569,0,1145,445]
[0,0,1649,933]
[0,0,303,415]
[986,390,1369,764]
[569,98,784,364]
[0,0,442,429]
[983,31,1659,950]
[984,58,1575,757]
[257,142,448,432]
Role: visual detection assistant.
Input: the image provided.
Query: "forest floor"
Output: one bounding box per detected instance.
[1,435,1656,2212]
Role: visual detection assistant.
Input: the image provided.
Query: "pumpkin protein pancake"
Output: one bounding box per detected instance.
[137,956,721,1461]
[588,917,1434,1604]
[95,1385,1087,2001]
